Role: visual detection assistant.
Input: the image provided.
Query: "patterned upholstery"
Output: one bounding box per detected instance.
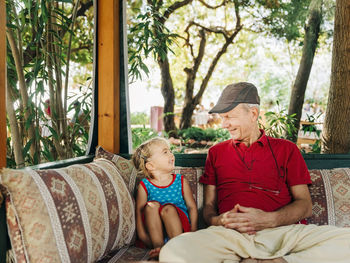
[308,168,350,227]
[2,147,350,262]
[95,146,139,196]
[173,166,350,228]
[0,159,135,263]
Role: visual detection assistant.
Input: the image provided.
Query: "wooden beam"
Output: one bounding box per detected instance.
[97,0,120,153]
[0,0,6,167]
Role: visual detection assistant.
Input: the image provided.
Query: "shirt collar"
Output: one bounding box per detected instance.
[232,129,267,147]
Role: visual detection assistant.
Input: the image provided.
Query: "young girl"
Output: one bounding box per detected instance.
[132,137,198,258]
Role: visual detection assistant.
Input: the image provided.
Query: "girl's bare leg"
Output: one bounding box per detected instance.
[160,205,183,238]
[144,202,164,248]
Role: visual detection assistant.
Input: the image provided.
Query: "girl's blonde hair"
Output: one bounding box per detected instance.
[132,137,170,179]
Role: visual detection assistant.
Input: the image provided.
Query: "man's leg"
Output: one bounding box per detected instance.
[283,225,350,263]
[159,226,242,263]
[241,259,287,263]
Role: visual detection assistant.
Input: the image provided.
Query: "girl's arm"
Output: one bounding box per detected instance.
[136,183,152,247]
[182,177,198,231]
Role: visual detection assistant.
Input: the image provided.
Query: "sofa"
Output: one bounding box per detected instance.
[0,147,350,263]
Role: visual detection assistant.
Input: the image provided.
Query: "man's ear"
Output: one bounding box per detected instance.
[251,107,259,122]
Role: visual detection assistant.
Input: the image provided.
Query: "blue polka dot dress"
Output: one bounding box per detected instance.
[140,174,189,220]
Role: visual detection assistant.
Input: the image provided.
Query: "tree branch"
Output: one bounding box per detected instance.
[164,0,193,20]
[198,0,227,9]
[184,29,207,101]
[194,2,243,104]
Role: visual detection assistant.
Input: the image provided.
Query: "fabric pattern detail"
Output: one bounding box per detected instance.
[92,159,136,249]
[324,168,350,227]
[30,169,86,263]
[94,146,139,196]
[3,149,350,263]
[96,246,149,263]
[308,170,329,226]
[0,157,135,263]
[77,164,119,259]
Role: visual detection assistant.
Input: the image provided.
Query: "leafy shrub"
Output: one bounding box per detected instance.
[131,112,149,125]
[178,127,205,141]
[260,106,297,139]
[209,128,231,142]
[178,127,230,142]
[132,127,158,150]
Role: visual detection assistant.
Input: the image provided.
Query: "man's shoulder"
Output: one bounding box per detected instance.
[267,136,299,151]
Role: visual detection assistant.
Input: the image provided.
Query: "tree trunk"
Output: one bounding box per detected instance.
[287,0,323,142]
[6,28,37,160]
[158,57,177,136]
[6,83,24,168]
[321,0,350,153]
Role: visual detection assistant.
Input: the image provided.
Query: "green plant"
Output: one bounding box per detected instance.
[177,127,231,143]
[131,112,149,125]
[131,127,158,150]
[6,0,94,167]
[128,2,178,81]
[178,127,205,142]
[301,112,322,136]
[260,103,298,139]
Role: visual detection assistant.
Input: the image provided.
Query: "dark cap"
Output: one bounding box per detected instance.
[209,82,260,114]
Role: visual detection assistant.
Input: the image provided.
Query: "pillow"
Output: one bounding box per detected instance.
[308,168,350,227]
[0,158,135,262]
[94,146,138,196]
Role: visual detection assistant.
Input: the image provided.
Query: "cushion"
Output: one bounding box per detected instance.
[94,146,138,196]
[308,168,350,227]
[0,158,135,262]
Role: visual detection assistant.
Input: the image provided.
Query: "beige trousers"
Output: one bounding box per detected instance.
[159,224,350,263]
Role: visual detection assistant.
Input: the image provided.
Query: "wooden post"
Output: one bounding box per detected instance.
[97,0,120,153]
[0,0,6,167]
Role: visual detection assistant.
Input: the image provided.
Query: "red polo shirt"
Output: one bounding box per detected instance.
[199,130,311,214]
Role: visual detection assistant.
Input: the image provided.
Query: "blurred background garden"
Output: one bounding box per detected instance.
[6,0,350,168]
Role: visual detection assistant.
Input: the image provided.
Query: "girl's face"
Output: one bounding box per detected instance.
[147,142,175,174]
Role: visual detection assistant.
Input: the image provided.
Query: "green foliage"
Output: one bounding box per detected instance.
[260,102,298,139]
[131,112,149,125]
[256,0,312,42]
[6,0,93,168]
[178,127,230,142]
[301,112,322,135]
[131,127,159,150]
[178,127,205,141]
[127,1,179,81]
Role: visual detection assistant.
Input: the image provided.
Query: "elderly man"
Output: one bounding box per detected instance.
[159,82,350,263]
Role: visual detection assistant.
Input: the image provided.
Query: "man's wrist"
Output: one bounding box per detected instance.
[268,211,279,228]
[210,215,222,226]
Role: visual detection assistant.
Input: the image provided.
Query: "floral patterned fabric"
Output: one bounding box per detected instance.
[0,158,135,263]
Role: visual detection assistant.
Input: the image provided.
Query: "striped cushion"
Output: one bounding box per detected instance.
[94,146,138,196]
[0,158,135,263]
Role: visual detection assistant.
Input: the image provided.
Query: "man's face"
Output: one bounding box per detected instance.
[219,104,258,142]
